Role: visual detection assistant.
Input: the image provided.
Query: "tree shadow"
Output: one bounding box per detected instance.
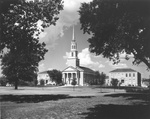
[80,104,150,119]
[104,93,150,103]
[0,94,93,103]
[98,92,109,93]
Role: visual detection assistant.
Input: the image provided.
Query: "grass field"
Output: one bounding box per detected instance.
[0,86,150,119]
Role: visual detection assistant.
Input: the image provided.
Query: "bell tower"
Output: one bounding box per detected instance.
[67,26,80,67]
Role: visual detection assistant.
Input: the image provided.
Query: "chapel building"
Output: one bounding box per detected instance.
[62,26,95,86]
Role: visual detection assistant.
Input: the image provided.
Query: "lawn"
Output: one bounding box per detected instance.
[0,86,150,119]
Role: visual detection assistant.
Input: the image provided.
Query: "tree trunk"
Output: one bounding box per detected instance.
[15,79,18,90]
[100,85,102,93]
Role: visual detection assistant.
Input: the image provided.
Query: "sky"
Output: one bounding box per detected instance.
[0,0,150,79]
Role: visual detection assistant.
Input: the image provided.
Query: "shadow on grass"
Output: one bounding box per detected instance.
[104,93,150,103]
[0,94,93,103]
[98,92,109,93]
[80,93,150,119]
[80,104,150,119]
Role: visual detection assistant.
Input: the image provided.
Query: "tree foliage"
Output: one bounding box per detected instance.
[40,79,45,86]
[111,78,119,91]
[95,71,106,92]
[71,78,77,91]
[0,76,8,86]
[98,72,106,86]
[71,78,77,86]
[86,71,106,85]
[79,0,150,69]
[142,78,150,88]
[0,0,63,89]
[47,69,62,84]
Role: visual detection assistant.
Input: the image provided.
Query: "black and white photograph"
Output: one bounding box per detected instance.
[0,0,150,119]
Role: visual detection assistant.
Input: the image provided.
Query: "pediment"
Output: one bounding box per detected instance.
[62,66,77,72]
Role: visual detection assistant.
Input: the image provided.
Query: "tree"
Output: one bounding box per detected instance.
[40,79,45,85]
[0,76,8,86]
[111,78,119,92]
[142,78,150,89]
[95,71,100,85]
[34,78,38,86]
[79,0,150,69]
[95,71,106,92]
[0,0,63,89]
[40,79,45,90]
[71,78,77,91]
[47,69,62,85]
[99,72,106,92]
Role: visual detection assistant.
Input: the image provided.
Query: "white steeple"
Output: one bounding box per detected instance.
[71,25,77,52]
[67,26,80,67]
[72,25,75,41]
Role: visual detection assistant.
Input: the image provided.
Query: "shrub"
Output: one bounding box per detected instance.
[0,76,8,86]
[34,79,38,86]
[40,79,45,86]
[71,78,77,91]
[111,78,119,92]
[126,87,150,93]
[19,80,29,86]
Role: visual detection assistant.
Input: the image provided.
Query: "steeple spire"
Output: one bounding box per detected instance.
[72,25,75,41]
[67,25,80,67]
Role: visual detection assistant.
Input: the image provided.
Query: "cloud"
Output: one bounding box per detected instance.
[120,52,134,58]
[119,52,134,62]
[78,48,99,66]
[104,52,134,63]
[47,68,53,71]
[64,48,102,68]
[99,64,105,68]
[38,63,53,72]
[108,61,128,69]
[38,63,46,72]
[39,0,93,48]
[63,52,70,59]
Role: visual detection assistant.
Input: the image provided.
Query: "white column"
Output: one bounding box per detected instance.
[62,73,64,83]
[67,73,69,84]
[75,72,78,85]
[80,72,84,86]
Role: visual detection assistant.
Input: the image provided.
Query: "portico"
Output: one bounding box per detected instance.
[63,72,78,85]
[62,66,80,85]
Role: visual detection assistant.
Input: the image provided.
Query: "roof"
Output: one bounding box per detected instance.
[78,66,95,74]
[62,66,78,72]
[38,70,49,74]
[62,66,95,74]
[110,68,137,73]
